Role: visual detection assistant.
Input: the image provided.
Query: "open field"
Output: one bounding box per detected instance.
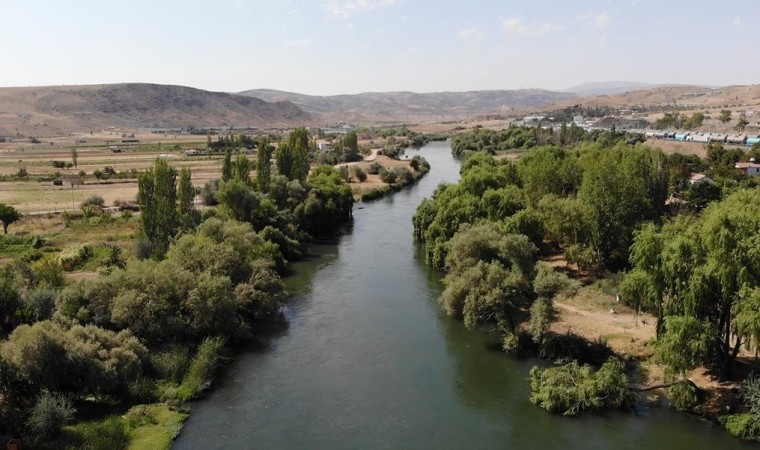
[0,138,221,212]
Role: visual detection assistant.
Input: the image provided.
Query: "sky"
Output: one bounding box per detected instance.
[0,0,758,95]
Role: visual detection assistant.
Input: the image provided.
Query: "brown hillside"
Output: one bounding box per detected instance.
[539,84,760,112]
[0,83,311,137]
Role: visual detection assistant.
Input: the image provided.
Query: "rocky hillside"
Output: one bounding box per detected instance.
[0,83,311,137]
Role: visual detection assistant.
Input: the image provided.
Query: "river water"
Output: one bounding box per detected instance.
[174,141,748,449]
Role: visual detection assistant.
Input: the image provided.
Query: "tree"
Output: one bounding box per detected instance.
[719,109,732,124]
[234,153,251,184]
[222,149,233,182]
[529,262,579,341]
[70,148,78,168]
[284,127,311,182]
[623,189,760,380]
[137,158,177,254]
[737,116,749,132]
[256,138,273,192]
[529,358,632,416]
[578,145,667,270]
[684,112,705,130]
[440,224,536,330]
[0,204,21,235]
[275,142,293,180]
[177,167,195,224]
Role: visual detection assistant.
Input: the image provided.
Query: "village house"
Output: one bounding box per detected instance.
[688,173,713,184]
[735,161,760,176]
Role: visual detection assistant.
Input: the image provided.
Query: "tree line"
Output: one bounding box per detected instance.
[0,127,354,446]
[413,133,760,437]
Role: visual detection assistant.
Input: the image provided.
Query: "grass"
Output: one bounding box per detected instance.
[173,336,227,401]
[50,403,188,450]
[126,404,189,450]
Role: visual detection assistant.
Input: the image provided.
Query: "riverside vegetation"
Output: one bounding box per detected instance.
[0,127,368,448]
[413,126,760,441]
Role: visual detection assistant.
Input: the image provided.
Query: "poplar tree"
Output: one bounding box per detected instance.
[256,138,272,192]
[138,158,177,254]
[222,149,233,182]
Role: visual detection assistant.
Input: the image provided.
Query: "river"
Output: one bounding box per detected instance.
[174,141,748,449]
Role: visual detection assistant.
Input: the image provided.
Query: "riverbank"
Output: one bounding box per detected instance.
[545,261,745,422]
[339,154,429,202]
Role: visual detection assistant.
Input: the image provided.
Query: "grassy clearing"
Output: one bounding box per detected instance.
[50,403,187,450]
[126,404,189,450]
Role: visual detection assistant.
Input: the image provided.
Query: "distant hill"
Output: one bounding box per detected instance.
[563,81,671,97]
[541,84,760,111]
[0,83,311,137]
[238,88,578,123]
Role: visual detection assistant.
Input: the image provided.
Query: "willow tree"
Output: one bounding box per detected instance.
[621,188,760,380]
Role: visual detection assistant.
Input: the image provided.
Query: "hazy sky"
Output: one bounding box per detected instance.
[1,0,757,95]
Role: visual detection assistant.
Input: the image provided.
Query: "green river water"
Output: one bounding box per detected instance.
[173,141,751,449]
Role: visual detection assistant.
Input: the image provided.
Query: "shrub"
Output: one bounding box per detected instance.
[380,169,397,184]
[529,358,633,416]
[23,285,58,322]
[58,244,93,271]
[124,404,158,428]
[135,239,157,260]
[668,382,699,410]
[72,417,129,450]
[360,186,392,202]
[32,259,65,288]
[367,162,384,175]
[722,413,760,441]
[393,167,414,185]
[26,391,76,441]
[353,166,367,182]
[127,377,158,403]
[80,195,105,209]
[175,336,226,401]
[150,345,192,383]
[200,179,222,206]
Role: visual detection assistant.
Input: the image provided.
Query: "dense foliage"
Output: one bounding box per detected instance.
[529,358,633,416]
[0,127,355,445]
[414,141,669,273]
[622,188,760,380]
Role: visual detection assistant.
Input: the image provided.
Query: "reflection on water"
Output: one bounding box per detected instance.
[174,141,747,450]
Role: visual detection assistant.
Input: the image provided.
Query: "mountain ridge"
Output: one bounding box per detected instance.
[0,83,311,137]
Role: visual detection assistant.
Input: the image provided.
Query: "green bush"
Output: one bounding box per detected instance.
[150,345,192,383]
[58,244,93,271]
[722,413,760,441]
[529,358,633,416]
[353,166,367,182]
[367,162,384,175]
[360,186,392,202]
[72,416,130,450]
[81,195,105,208]
[27,391,76,441]
[668,382,699,410]
[175,336,226,401]
[124,404,158,428]
[23,285,58,322]
[380,169,397,184]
